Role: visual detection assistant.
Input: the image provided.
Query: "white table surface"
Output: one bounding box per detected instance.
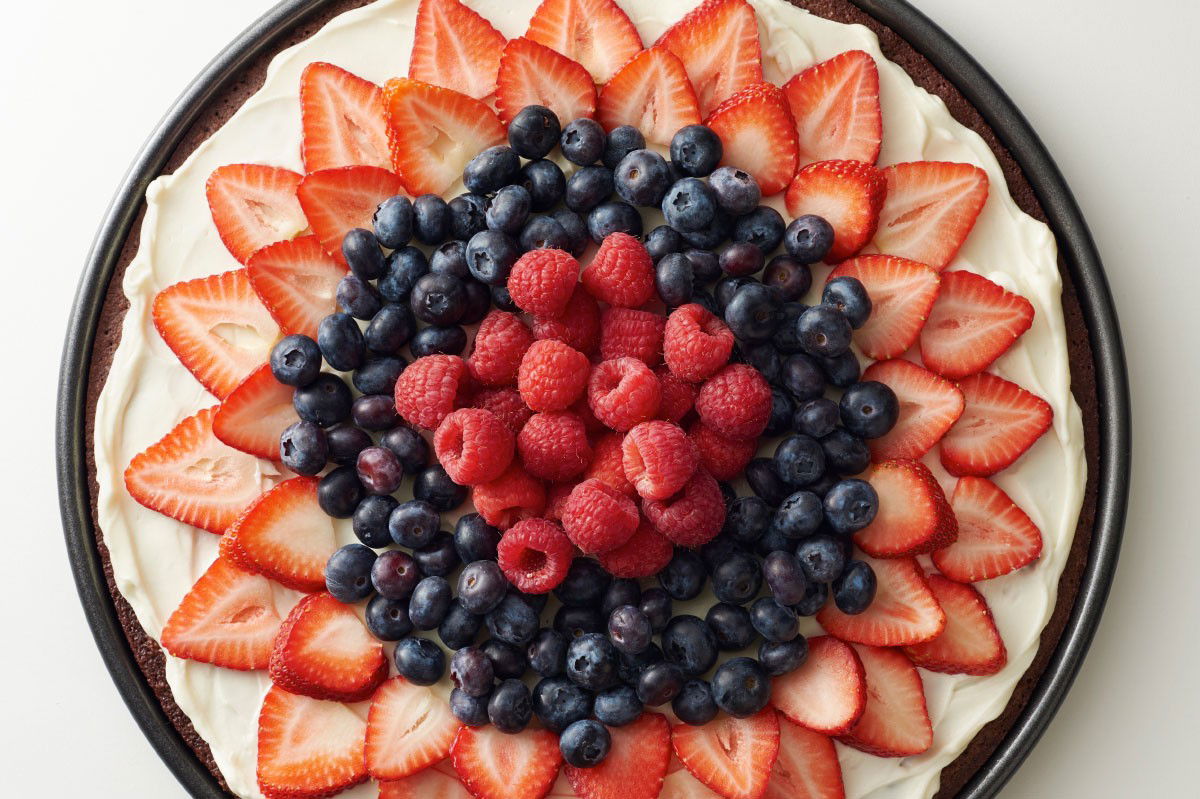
[3,0,1196,795]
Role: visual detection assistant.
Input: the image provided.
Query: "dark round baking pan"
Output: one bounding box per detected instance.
[56,0,1130,796]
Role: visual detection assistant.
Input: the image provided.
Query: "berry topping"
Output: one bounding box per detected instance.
[939,372,1053,476]
[656,367,699,423]
[582,232,655,308]
[366,676,462,780]
[873,161,989,271]
[622,421,700,501]
[785,159,886,262]
[706,82,799,197]
[269,592,388,702]
[531,285,602,355]
[508,248,581,317]
[671,707,780,799]
[451,725,562,799]
[689,421,758,481]
[565,712,671,799]
[434,408,516,486]
[597,48,701,146]
[816,555,945,647]
[393,354,471,430]
[584,432,637,495]
[299,62,391,171]
[642,469,725,548]
[656,0,763,117]
[297,165,406,264]
[826,255,940,360]
[861,359,964,461]
[836,645,932,758]
[473,463,548,530]
[220,477,334,593]
[524,0,644,84]
[518,339,591,411]
[213,363,300,461]
[588,357,662,432]
[763,717,846,799]
[920,269,1035,379]
[783,49,882,168]
[770,635,866,736]
[563,478,640,554]
[931,476,1043,582]
[498,518,575,594]
[854,459,957,558]
[600,307,666,367]
[904,574,1007,675]
[205,163,305,265]
[663,303,735,382]
[468,310,534,387]
[694,363,773,439]
[256,685,367,798]
[518,411,593,481]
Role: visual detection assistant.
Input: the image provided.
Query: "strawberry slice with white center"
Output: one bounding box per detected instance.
[932,476,1043,582]
[256,684,367,798]
[300,61,391,171]
[385,77,506,197]
[786,160,886,261]
[862,359,964,461]
[247,234,346,339]
[853,459,958,558]
[920,269,1035,379]
[705,82,799,197]
[836,645,933,758]
[872,161,989,271]
[671,707,780,799]
[410,0,507,100]
[770,635,865,735]
[496,37,597,126]
[367,677,464,780]
[825,255,940,360]
[297,165,406,263]
[219,477,336,593]
[381,766,473,799]
[565,712,671,799]
[763,717,846,799]
[660,761,724,799]
[160,557,281,670]
[124,406,277,534]
[524,0,644,85]
[269,593,388,702]
[597,48,701,148]
[212,363,300,461]
[817,555,946,647]
[939,371,1053,476]
[152,268,280,399]
[205,163,307,265]
[654,0,763,117]
[783,49,882,169]
[904,574,1007,674]
[451,725,563,799]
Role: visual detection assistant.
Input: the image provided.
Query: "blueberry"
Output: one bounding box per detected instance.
[711,657,771,718]
[410,272,465,326]
[692,287,719,316]
[566,632,618,691]
[566,165,615,213]
[458,560,508,615]
[521,159,567,210]
[823,479,879,536]
[806,472,839,498]
[617,642,664,685]
[454,513,501,563]
[439,601,484,650]
[723,496,770,545]
[750,598,799,643]
[701,533,741,572]
[765,388,796,437]
[413,194,451,244]
[661,615,718,676]
[372,549,420,600]
[759,636,809,676]
[670,124,723,176]
[645,225,684,262]
[733,206,786,254]
[795,580,829,616]
[465,280,495,326]
[352,494,398,547]
[658,550,706,600]
[820,350,861,388]
[487,594,539,646]
[554,558,612,607]
[510,589,549,615]
[637,661,685,705]
[410,325,468,357]
[352,394,401,432]
[680,209,733,249]
[379,246,429,302]
[464,145,521,194]
[607,605,652,655]
[409,575,453,629]
[365,595,413,641]
[413,464,468,510]
[614,149,671,207]
[720,241,766,277]
[790,397,836,439]
[381,426,430,474]
[342,228,387,280]
[638,588,672,634]
[594,684,642,727]
[327,424,373,466]
[820,429,871,476]
[561,719,611,768]
[485,184,532,235]
[519,214,571,251]
[587,201,643,242]
[772,490,824,540]
[552,208,589,257]
[602,125,646,169]
[388,500,439,548]
[600,579,642,618]
[373,195,414,249]
[483,638,527,679]
[822,276,872,328]
[797,305,853,358]
[366,302,418,353]
[756,525,793,557]
[780,353,825,402]
[334,275,382,322]
[488,678,533,733]
[394,636,445,685]
[795,534,846,583]
[840,381,899,439]
[533,677,593,733]
[270,334,322,386]
[450,687,491,726]
[709,166,761,215]
[762,550,810,606]
[705,602,755,651]
[670,679,717,726]
[833,560,878,614]
[317,466,364,518]
[317,312,365,371]
[783,214,834,264]
[724,282,781,341]
[711,552,763,605]
[324,543,376,602]
[737,340,780,383]
[655,252,695,306]
[450,646,495,697]
[528,629,568,677]
[762,255,813,302]
[662,177,717,231]
[681,252,719,288]
[562,117,606,165]
[745,457,790,506]
[413,532,461,577]
[278,421,327,476]
[508,104,561,159]
[774,434,826,488]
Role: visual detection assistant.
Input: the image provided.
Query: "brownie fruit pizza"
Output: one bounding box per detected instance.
[87,0,1091,797]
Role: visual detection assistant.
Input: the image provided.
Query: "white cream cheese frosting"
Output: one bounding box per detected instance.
[91,1,1086,797]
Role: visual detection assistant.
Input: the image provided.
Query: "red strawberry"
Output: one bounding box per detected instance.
[410,0,507,99]
[853,459,957,558]
[920,270,1035,379]
[762,717,846,799]
[247,234,346,339]
[385,77,506,196]
[783,50,882,169]
[496,38,597,126]
[160,557,281,670]
[904,574,1007,674]
[654,0,762,116]
[817,555,946,647]
[296,165,405,263]
[786,160,886,260]
[124,406,275,534]
[152,268,280,399]
[565,712,671,799]
[671,708,780,799]
[381,767,472,799]
[212,363,300,461]
[932,476,1043,582]
[269,592,388,702]
[299,61,391,171]
[873,161,989,271]
[205,163,306,264]
[660,764,724,799]
[367,677,463,780]
[256,684,367,798]
[451,725,563,799]
[770,635,865,735]
[706,82,798,197]
[524,0,643,84]
[861,359,964,461]
[826,255,940,360]
[940,372,1052,476]
[597,48,701,147]
[836,645,932,758]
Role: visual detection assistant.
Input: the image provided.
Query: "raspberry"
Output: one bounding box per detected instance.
[517,411,593,481]
[663,303,735,383]
[545,482,577,521]
[598,520,675,578]
[517,339,590,412]
[642,469,725,548]
[394,354,471,430]
[621,421,700,501]
[433,408,515,486]
[471,387,533,434]
[583,433,635,495]
[689,421,758,481]
[599,308,665,366]
[467,310,533,387]
[581,232,654,308]
[655,366,698,423]
[531,286,601,356]
[473,464,546,530]
[497,518,575,594]
[695,363,773,439]
[571,395,608,436]
[507,249,579,318]
[587,357,662,432]
[561,478,640,554]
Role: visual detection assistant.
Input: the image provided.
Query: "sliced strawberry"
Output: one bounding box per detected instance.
[410,0,507,100]
[940,372,1052,476]
[160,556,281,670]
[660,762,724,799]
[212,363,299,461]
[297,165,405,263]
[205,163,306,264]
[932,476,1043,582]
[853,459,957,558]
[817,555,946,647]
[220,477,336,593]
[706,82,798,197]
[256,684,367,798]
[451,725,563,799]
[783,49,881,169]
[763,717,846,799]
[862,359,964,461]
[825,255,940,360]
[836,645,932,758]
[246,235,345,339]
[524,0,644,84]
[566,712,670,799]
[873,161,989,271]
[920,270,1035,379]
[786,160,886,261]
[596,48,701,148]
[654,0,762,116]
[367,677,463,780]
[904,574,1007,674]
[671,708,780,799]
[124,406,275,534]
[269,593,387,702]
[770,635,865,735]
[496,37,597,126]
[152,268,280,399]
[381,766,473,799]
[299,61,391,172]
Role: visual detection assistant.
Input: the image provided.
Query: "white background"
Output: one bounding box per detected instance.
[1,0,1196,795]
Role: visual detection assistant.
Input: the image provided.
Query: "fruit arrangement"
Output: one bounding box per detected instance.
[121,1,1056,797]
